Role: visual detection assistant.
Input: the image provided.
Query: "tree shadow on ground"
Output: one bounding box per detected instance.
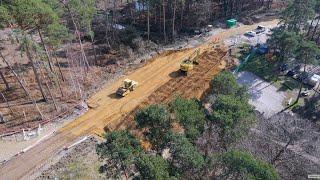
[169,70,185,78]
[108,93,122,99]
[292,95,320,121]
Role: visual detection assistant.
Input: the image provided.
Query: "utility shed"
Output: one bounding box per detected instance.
[227,19,237,28]
[308,74,320,87]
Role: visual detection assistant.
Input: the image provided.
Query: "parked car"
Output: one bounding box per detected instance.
[244,31,256,37]
[280,63,288,71]
[298,72,309,82]
[255,25,266,34]
[194,30,201,35]
[301,91,310,97]
[293,64,301,71]
[308,74,320,87]
[293,73,300,79]
[287,70,296,76]
[256,44,269,55]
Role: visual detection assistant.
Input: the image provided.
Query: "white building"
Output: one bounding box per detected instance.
[308,74,320,87]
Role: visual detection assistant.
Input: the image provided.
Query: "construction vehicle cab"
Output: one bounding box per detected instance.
[116,79,138,97]
[180,49,200,75]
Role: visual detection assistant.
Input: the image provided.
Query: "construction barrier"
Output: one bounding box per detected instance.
[0,101,87,138]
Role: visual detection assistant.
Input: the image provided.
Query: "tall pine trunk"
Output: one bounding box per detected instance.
[180,2,184,30]
[163,0,167,43]
[88,23,97,65]
[24,37,47,102]
[147,0,150,42]
[311,18,320,40]
[295,58,307,104]
[64,3,90,71]
[307,17,315,37]
[37,28,54,72]
[37,60,58,112]
[53,53,65,81]
[90,33,97,66]
[172,0,176,40]
[0,51,44,119]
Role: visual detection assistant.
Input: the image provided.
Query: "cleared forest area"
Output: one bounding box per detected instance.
[0,0,284,134]
[2,0,320,179]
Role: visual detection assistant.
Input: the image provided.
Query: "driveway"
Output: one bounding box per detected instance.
[237,71,286,118]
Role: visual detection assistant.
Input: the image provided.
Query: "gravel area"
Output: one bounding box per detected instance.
[223,24,273,47]
[237,71,286,118]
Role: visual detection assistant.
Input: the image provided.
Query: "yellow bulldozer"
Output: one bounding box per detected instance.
[180,49,200,75]
[116,79,138,97]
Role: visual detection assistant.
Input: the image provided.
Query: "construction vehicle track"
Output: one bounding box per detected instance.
[108,47,227,131]
[0,20,279,180]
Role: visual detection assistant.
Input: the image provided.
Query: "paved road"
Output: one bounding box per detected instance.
[237,71,286,118]
[0,20,279,180]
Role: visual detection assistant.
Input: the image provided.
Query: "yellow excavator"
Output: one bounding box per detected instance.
[116,79,138,97]
[180,49,200,75]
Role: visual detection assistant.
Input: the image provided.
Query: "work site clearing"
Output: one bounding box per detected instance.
[0,20,279,179]
[59,41,227,137]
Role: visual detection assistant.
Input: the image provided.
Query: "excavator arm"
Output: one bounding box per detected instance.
[190,49,200,64]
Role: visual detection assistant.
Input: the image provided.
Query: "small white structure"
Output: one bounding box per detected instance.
[308,74,320,87]
[23,129,30,141]
[135,2,147,11]
[112,24,126,30]
[37,124,42,136]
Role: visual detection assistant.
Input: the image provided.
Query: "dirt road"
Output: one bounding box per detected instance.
[0,19,279,180]
[113,46,228,132]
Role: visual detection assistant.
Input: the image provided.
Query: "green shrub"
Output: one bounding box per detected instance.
[170,97,205,141]
[219,150,279,180]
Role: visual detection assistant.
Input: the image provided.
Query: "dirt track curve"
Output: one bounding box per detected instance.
[0,19,278,180]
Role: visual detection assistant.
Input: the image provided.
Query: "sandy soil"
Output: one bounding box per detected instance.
[0,19,279,180]
[113,45,227,132]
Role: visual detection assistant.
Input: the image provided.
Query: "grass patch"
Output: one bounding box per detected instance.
[292,96,320,121]
[290,101,300,109]
[57,159,103,180]
[279,78,300,91]
[240,55,278,82]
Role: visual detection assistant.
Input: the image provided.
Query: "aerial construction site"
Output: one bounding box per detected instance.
[1,0,320,179]
[0,19,280,179]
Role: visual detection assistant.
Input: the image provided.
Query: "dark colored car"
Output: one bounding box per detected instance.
[255,25,266,34]
[301,91,310,97]
[293,65,301,71]
[298,72,309,82]
[244,31,256,37]
[256,44,269,55]
[287,70,296,76]
[280,64,288,71]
